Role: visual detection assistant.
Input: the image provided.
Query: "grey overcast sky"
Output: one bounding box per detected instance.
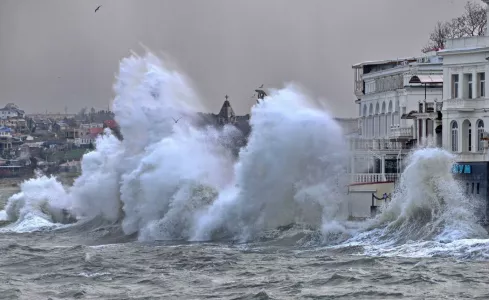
[0,0,474,117]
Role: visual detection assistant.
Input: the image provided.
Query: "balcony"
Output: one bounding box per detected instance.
[444,98,489,111]
[349,138,410,152]
[455,152,488,162]
[351,173,399,184]
[389,126,413,139]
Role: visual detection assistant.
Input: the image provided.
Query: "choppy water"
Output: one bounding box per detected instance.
[2,224,489,299]
[2,52,489,299]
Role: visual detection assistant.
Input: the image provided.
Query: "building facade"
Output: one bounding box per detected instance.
[433,0,489,219]
[351,54,443,184]
[439,36,489,162]
[0,103,25,120]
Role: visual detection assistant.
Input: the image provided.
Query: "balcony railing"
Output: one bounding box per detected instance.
[455,152,488,162]
[349,138,410,151]
[351,173,399,184]
[417,102,441,113]
[445,36,489,49]
[445,98,489,110]
[389,126,413,139]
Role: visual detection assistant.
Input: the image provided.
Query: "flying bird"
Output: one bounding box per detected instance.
[172,117,182,123]
[95,5,102,13]
[259,84,264,88]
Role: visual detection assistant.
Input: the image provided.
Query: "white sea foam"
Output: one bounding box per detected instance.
[3,51,488,260]
[191,86,349,241]
[4,52,349,241]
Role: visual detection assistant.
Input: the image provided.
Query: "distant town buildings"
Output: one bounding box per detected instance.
[0,103,25,119]
[0,105,119,177]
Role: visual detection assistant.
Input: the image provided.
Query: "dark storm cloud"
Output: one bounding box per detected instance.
[0,0,471,116]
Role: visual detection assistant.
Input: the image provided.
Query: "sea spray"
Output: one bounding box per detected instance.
[191,86,350,241]
[88,52,236,240]
[69,130,124,221]
[1,52,242,239]
[2,52,351,242]
[4,172,70,231]
[359,148,487,246]
[119,125,234,241]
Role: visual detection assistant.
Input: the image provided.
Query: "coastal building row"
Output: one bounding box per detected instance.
[349,0,489,220]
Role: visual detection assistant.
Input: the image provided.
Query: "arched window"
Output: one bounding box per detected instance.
[478,120,485,152]
[451,121,458,152]
[462,120,472,152]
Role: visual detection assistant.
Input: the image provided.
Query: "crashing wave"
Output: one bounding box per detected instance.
[3,52,349,241]
[3,51,487,260]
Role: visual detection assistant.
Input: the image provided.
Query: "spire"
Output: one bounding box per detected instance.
[218,94,235,123]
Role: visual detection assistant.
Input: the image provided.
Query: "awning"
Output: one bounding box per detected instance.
[401,111,418,119]
[409,75,443,84]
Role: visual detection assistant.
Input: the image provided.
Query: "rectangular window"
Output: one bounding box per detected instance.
[477,183,480,194]
[472,182,475,194]
[452,74,459,98]
[479,73,485,98]
[468,74,473,99]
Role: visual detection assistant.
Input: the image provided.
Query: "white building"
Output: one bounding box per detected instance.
[0,103,25,120]
[438,36,489,161]
[351,54,444,184]
[74,133,97,147]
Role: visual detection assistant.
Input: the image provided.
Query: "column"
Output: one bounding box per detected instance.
[432,119,435,137]
[419,118,424,143]
[472,118,478,153]
[459,73,464,99]
[413,118,418,142]
[473,71,477,99]
[381,155,386,181]
[459,119,463,153]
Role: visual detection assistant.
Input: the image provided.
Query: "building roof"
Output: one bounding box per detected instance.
[352,57,418,68]
[89,127,104,135]
[103,119,118,129]
[218,98,235,119]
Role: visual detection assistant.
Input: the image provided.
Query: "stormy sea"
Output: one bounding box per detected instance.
[1,52,489,300]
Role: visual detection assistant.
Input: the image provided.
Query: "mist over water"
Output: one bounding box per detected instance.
[2,52,489,260]
[1,52,349,241]
[345,147,489,258]
[192,87,350,242]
